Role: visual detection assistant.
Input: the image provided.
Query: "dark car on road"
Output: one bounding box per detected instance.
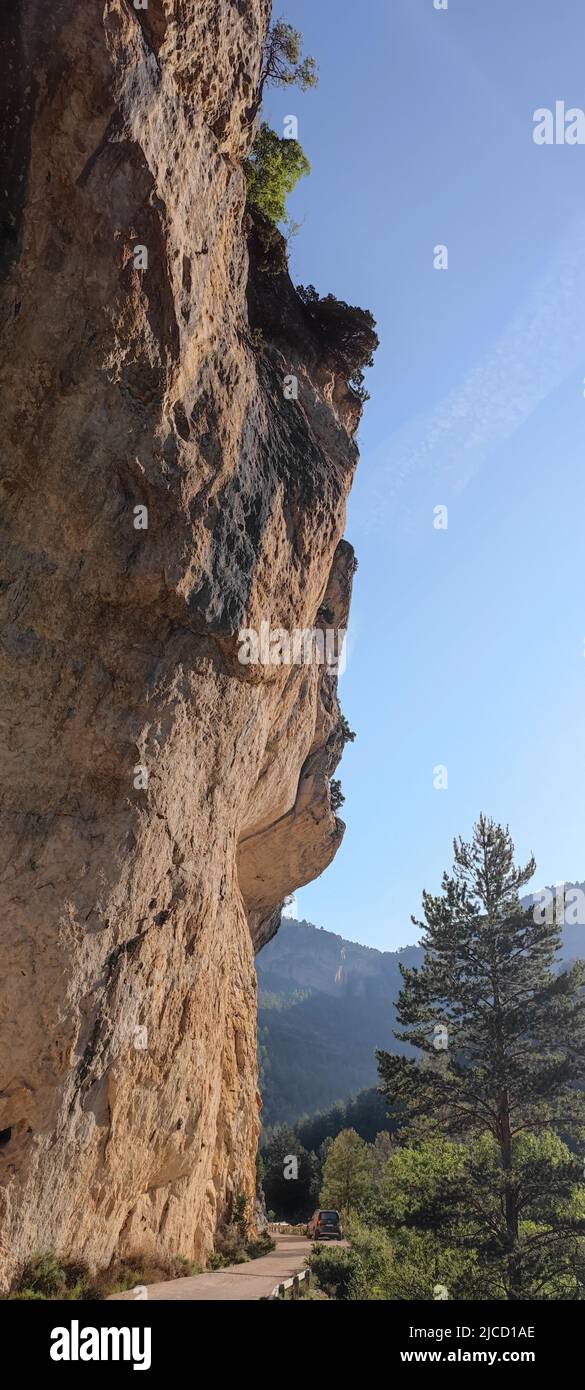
[307,1209,343,1241]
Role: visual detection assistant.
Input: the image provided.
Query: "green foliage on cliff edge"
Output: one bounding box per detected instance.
[244,17,316,225]
[244,20,378,400]
[248,16,318,125]
[297,283,379,394]
[245,122,311,226]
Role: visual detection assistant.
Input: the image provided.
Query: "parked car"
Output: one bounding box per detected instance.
[306,1209,343,1241]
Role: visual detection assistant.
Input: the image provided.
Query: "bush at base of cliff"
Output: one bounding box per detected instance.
[12,1251,72,1298]
[4,1287,49,1300]
[209,1222,276,1269]
[1,1248,202,1300]
[245,1232,276,1259]
[3,1251,99,1301]
[103,1252,200,1296]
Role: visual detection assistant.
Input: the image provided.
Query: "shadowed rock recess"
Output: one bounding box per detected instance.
[0,1,367,1286]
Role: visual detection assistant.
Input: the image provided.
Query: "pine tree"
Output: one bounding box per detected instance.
[251,17,318,122]
[377,815,585,1299]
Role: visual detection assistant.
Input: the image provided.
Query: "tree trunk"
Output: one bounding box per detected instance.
[500,1092,521,1299]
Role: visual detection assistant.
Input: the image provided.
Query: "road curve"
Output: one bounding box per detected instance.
[108,1234,313,1302]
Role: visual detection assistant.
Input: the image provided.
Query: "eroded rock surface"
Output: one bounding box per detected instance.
[0,0,363,1285]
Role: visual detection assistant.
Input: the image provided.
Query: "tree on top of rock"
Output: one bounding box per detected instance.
[256,16,318,112]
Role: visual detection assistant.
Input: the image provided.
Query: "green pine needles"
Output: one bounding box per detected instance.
[377,815,585,1299]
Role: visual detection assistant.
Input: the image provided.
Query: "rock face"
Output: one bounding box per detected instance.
[0,1,364,1286]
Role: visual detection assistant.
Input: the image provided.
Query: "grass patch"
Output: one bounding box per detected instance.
[208,1227,276,1270]
[3,1250,201,1301]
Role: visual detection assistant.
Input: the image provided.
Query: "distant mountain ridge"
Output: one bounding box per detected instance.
[257,918,422,1125]
[257,892,584,1126]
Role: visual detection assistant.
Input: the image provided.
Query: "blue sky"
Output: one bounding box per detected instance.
[263,0,585,951]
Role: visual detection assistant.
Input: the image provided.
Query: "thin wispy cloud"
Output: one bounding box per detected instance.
[356,217,585,529]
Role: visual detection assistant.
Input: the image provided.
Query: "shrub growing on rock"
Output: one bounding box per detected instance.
[245,123,310,227]
[297,284,379,393]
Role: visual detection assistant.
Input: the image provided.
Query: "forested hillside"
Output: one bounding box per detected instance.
[258,890,584,1125]
[257,919,420,1123]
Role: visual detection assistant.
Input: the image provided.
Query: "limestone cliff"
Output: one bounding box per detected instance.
[0,0,365,1286]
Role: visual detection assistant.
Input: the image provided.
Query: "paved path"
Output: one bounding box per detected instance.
[108,1234,312,1302]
